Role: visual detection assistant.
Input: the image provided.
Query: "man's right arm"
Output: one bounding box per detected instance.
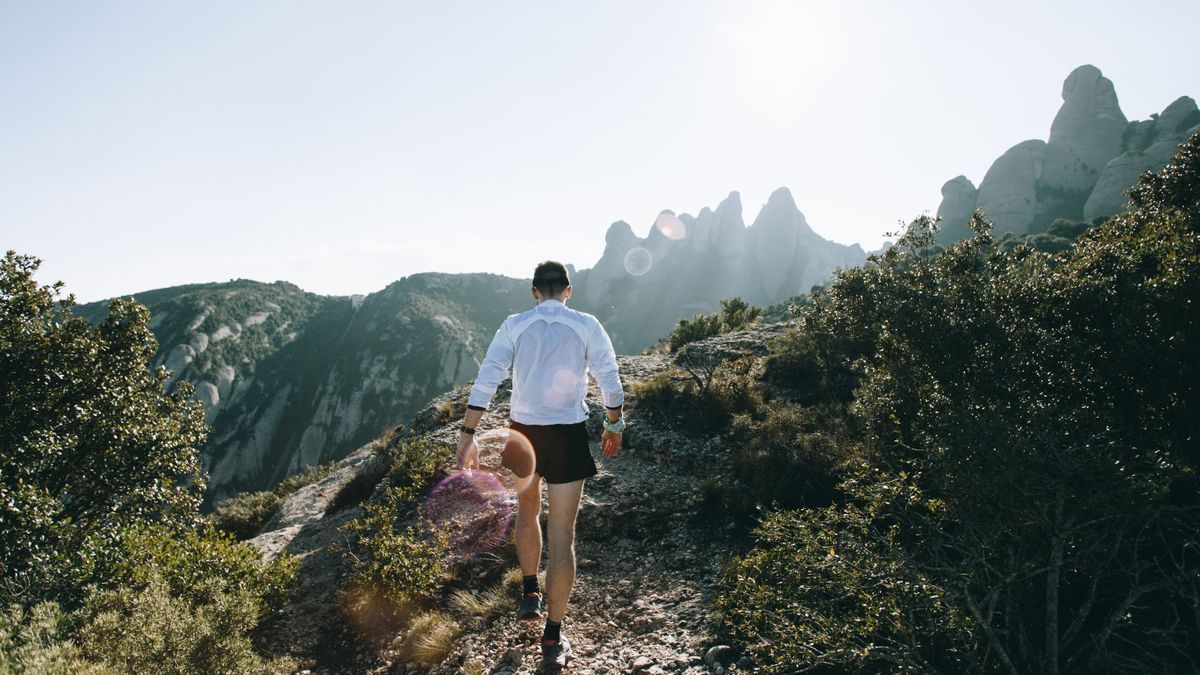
[457,321,514,469]
[467,320,514,411]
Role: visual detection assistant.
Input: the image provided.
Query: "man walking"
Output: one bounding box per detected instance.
[455,261,625,670]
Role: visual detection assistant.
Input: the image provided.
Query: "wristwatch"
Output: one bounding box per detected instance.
[602,416,626,434]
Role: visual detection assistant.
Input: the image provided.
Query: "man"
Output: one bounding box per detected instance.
[455,261,625,671]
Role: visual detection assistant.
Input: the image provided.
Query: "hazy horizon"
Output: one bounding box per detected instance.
[3,1,1198,303]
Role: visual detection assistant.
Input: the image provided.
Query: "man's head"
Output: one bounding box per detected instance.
[532,260,571,302]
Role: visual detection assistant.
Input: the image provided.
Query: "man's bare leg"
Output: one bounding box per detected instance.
[514,472,543,579]
[544,479,584,622]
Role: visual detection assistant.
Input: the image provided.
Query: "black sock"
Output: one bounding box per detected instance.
[523,575,539,596]
[543,619,561,643]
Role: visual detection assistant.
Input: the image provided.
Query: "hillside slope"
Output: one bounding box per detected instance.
[245,324,788,673]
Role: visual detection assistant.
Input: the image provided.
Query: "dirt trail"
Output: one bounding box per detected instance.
[406,354,742,674]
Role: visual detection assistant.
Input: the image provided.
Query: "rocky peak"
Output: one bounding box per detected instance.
[934,176,979,244]
[936,65,1194,241]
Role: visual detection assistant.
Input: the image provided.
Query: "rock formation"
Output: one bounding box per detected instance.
[572,189,863,351]
[935,65,1197,244]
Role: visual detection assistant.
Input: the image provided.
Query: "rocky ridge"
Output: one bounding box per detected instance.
[246,323,789,674]
[573,188,863,352]
[936,64,1199,243]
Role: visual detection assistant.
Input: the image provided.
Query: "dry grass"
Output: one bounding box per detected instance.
[396,611,459,665]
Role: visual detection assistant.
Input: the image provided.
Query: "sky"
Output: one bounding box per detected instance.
[2,1,1198,304]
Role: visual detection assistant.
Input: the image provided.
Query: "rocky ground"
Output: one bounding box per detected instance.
[250,328,781,674]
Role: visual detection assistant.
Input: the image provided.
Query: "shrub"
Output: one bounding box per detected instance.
[341,437,450,624]
[727,404,853,510]
[110,525,296,612]
[728,134,1200,672]
[0,602,107,674]
[73,524,296,674]
[0,252,207,605]
[630,356,761,433]
[664,297,763,353]
[208,491,282,541]
[79,572,293,675]
[210,459,339,539]
[715,501,974,673]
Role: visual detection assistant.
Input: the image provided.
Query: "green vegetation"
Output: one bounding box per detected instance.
[631,355,762,433]
[0,254,297,671]
[0,252,207,604]
[656,297,763,353]
[77,525,296,674]
[712,133,1200,672]
[340,436,450,646]
[209,460,339,540]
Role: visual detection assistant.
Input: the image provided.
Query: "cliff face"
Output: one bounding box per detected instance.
[81,275,532,504]
[936,65,1199,244]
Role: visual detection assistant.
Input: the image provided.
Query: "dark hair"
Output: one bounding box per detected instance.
[532,260,570,297]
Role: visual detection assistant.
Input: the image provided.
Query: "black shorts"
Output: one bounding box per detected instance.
[508,420,597,484]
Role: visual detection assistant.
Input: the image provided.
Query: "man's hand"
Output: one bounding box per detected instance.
[601,429,622,459]
[456,432,479,471]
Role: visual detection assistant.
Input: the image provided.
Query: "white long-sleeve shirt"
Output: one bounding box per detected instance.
[467,299,624,425]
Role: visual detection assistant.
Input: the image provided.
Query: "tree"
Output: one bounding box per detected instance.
[0,252,208,605]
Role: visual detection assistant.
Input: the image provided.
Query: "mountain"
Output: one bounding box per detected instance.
[935,64,1200,244]
[571,187,864,351]
[78,192,860,501]
[79,275,531,504]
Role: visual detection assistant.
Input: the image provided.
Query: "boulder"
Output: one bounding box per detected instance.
[976,140,1046,235]
[1042,65,1127,194]
[1084,151,1158,222]
[934,175,978,244]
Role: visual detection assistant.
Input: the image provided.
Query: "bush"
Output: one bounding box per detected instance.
[110,525,296,612]
[73,524,296,674]
[727,404,853,510]
[663,297,763,353]
[79,572,293,675]
[0,252,207,605]
[630,356,762,433]
[208,491,282,541]
[731,134,1200,672]
[0,602,107,674]
[715,501,973,673]
[341,437,450,622]
[210,460,339,540]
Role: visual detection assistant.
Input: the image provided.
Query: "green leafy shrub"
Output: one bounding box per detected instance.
[72,524,296,674]
[630,356,762,433]
[0,602,107,674]
[663,297,763,353]
[715,498,973,673]
[210,460,339,539]
[110,525,297,612]
[739,133,1200,672]
[208,491,282,541]
[79,572,292,675]
[726,404,854,510]
[341,436,450,630]
[0,252,207,605]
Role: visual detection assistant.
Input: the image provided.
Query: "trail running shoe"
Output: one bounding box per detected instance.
[541,635,572,671]
[517,592,545,620]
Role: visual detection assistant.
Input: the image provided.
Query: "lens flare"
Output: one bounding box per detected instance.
[424,470,511,558]
[623,247,653,276]
[655,211,686,240]
[422,428,539,558]
[544,366,580,409]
